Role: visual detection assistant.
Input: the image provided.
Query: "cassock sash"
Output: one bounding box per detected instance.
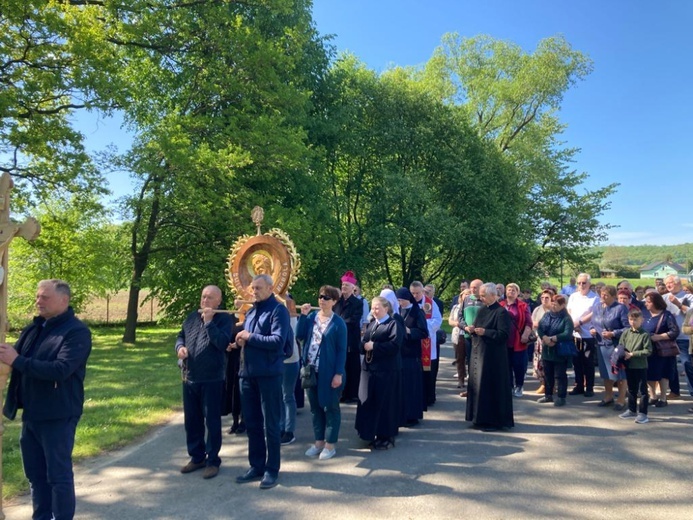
[421,296,433,371]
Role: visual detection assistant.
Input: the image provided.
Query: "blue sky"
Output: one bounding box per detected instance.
[84,0,693,246]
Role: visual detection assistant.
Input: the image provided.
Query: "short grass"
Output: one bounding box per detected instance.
[2,325,181,500]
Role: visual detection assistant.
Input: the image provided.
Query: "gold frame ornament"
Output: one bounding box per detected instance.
[225,207,301,303]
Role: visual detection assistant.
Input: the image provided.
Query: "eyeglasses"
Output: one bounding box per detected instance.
[318,295,332,301]
[577,282,588,285]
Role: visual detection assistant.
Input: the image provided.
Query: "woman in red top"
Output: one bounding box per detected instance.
[501,283,533,397]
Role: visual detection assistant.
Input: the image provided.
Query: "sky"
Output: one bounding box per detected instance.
[81,0,693,246]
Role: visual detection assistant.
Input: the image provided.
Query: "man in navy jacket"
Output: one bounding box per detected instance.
[175,285,233,479]
[233,274,292,490]
[1,279,92,520]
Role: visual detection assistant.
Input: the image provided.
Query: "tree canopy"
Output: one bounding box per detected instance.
[2,4,618,337]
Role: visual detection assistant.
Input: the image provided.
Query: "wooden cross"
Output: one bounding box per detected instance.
[0,172,40,520]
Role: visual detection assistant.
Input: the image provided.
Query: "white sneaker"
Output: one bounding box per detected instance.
[635,413,649,424]
[319,448,336,460]
[513,386,523,397]
[619,410,637,419]
[305,445,322,457]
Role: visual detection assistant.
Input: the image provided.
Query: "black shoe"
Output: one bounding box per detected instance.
[280,432,295,445]
[584,390,595,397]
[234,423,247,434]
[236,467,263,484]
[259,472,278,490]
[655,400,668,408]
[373,438,395,450]
[568,387,584,396]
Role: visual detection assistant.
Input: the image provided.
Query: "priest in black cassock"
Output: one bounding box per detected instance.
[465,282,515,431]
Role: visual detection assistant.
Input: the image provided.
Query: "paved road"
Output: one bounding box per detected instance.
[7,344,693,519]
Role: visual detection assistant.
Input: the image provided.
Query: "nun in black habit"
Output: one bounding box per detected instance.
[465,282,515,431]
[355,295,404,449]
[395,287,428,426]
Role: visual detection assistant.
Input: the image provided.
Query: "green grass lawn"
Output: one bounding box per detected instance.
[2,325,182,500]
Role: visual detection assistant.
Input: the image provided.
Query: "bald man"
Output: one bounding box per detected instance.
[176,285,233,479]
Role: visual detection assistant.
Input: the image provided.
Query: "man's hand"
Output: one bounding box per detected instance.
[200,307,215,324]
[331,374,343,389]
[235,330,251,347]
[0,343,18,366]
[177,346,189,360]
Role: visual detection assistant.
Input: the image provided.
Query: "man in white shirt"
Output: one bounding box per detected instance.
[566,273,598,397]
[662,275,692,398]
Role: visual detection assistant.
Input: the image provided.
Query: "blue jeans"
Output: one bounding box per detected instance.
[240,375,283,477]
[306,373,342,444]
[182,380,223,467]
[280,362,299,434]
[21,416,80,520]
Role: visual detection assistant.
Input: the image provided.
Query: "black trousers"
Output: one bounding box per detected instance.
[21,416,80,520]
[544,358,568,398]
[572,337,596,391]
[342,348,361,400]
[422,358,439,406]
[626,368,649,414]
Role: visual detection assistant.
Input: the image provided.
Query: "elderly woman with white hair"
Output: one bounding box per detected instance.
[465,283,514,431]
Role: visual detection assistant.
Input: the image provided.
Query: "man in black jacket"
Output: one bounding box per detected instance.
[1,279,92,520]
[175,285,233,480]
[334,270,363,403]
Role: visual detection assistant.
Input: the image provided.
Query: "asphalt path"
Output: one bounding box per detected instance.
[6,343,693,519]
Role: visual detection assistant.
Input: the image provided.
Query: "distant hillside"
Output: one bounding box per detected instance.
[593,243,693,269]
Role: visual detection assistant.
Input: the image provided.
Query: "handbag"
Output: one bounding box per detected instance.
[300,363,317,389]
[653,314,680,358]
[557,340,578,357]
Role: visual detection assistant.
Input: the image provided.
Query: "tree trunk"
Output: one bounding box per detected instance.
[121,172,162,343]
[122,281,141,343]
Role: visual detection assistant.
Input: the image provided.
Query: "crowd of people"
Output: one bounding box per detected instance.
[5,271,691,518]
[174,271,693,491]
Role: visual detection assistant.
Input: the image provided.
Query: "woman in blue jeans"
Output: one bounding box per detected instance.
[296,285,347,460]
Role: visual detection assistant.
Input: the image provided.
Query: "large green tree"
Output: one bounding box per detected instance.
[112,0,330,341]
[0,0,129,209]
[7,197,129,322]
[313,56,527,294]
[423,34,617,280]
